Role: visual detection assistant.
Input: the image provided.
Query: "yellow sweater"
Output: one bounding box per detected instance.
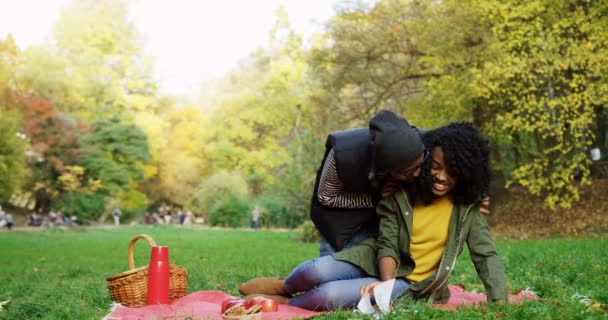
[406,196,454,283]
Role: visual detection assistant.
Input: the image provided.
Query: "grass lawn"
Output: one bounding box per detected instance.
[0,226,606,319]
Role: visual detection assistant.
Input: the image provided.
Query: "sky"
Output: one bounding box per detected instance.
[0,0,337,98]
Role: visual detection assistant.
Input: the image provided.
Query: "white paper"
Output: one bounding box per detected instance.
[356,292,375,314]
[356,279,395,315]
[374,279,395,313]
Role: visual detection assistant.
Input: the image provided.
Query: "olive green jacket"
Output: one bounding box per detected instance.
[333,189,507,304]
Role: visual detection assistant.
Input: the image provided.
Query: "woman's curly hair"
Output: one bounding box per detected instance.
[412,122,490,205]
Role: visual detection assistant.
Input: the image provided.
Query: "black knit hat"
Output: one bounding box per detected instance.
[369,110,424,173]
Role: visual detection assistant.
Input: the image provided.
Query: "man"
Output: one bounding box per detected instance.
[251,205,261,230]
[311,110,427,256]
[112,207,121,226]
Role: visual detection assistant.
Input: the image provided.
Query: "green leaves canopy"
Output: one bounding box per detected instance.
[81,117,150,195]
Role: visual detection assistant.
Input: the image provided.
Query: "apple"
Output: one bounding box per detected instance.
[259,298,279,312]
[244,296,265,309]
[221,296,244,313]
[245,296,278,312]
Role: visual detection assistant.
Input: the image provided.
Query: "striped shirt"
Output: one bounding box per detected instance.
[317,148,374,208]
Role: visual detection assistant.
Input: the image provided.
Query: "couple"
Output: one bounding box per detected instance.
[240,110,507,310]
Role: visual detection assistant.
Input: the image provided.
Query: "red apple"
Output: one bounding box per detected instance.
[259,298,278,312]
[245,296,278,312]
[244,296,266,309]
[221,296,244,313]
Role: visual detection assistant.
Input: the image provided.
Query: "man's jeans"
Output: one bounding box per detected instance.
[319,229,370,257]
[283,255,409,311]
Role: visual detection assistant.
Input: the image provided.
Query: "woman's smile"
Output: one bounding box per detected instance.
[430,147,456,197]
[432,181,449,192]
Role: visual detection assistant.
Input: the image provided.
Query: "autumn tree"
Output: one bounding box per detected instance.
[18,97,86,211]
[0,35,20,109]
[140,107,208,206]
[469,0,608,207]
[18,0,158,120]
[0,36,26,202]
[0,110,25,202]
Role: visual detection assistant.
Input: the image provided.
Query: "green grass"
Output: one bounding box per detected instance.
[0,226,606,319]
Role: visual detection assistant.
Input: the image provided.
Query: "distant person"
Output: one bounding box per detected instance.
[5,214,14,230]
[56,211,65,226]
[184,210,193,225]
[152,212,161,224]
[0,206,6,228]
[251,205,261,230]
[49,211,57,225]
[113,207,122,226]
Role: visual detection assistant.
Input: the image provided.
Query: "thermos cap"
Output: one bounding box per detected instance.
[150,246,169,261]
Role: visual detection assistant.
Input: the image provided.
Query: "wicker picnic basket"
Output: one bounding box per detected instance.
[106,234,188,307]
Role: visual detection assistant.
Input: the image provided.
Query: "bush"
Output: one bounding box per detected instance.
[188,171,249,220]
[257,193,308,228]
[117,188,150,221]
[52,192,105,221]
[208,193,251,228]
[296,220,321,243]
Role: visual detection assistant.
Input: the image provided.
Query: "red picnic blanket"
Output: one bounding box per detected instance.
[434,284,537,310]
[103,291,321,320]
[103,285,537,319]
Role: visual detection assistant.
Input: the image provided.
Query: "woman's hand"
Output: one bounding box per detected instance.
[360,281,382,298]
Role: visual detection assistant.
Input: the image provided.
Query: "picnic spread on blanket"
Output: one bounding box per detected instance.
[104,234,538,320]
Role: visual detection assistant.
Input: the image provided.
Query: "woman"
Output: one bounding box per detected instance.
[240,122,507,310]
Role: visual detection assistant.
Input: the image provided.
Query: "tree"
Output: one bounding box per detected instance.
[0,35,20,109]
[202,8,307,194]
[0,36,25,202]
[470,0,608,207]
[18,96,86,211]
[54,165,103,219]
[0,110,25,202]
[80,116,150,196]
[45,0,157,119]
[147,107,208,206]
[307,0,430,126]
[402,0,500,128]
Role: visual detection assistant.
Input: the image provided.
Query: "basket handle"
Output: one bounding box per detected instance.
[128,234,157,270]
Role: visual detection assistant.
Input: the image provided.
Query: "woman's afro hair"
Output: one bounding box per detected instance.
[413,122,490,205]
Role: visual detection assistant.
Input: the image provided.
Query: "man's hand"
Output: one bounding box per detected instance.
[381,180,400,198]
[360,281,382,298]
[480,197,490,215]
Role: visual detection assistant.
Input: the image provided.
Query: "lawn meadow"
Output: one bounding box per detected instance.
[0,226,606,319]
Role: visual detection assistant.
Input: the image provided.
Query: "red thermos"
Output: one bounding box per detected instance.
[147,246,170,305]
